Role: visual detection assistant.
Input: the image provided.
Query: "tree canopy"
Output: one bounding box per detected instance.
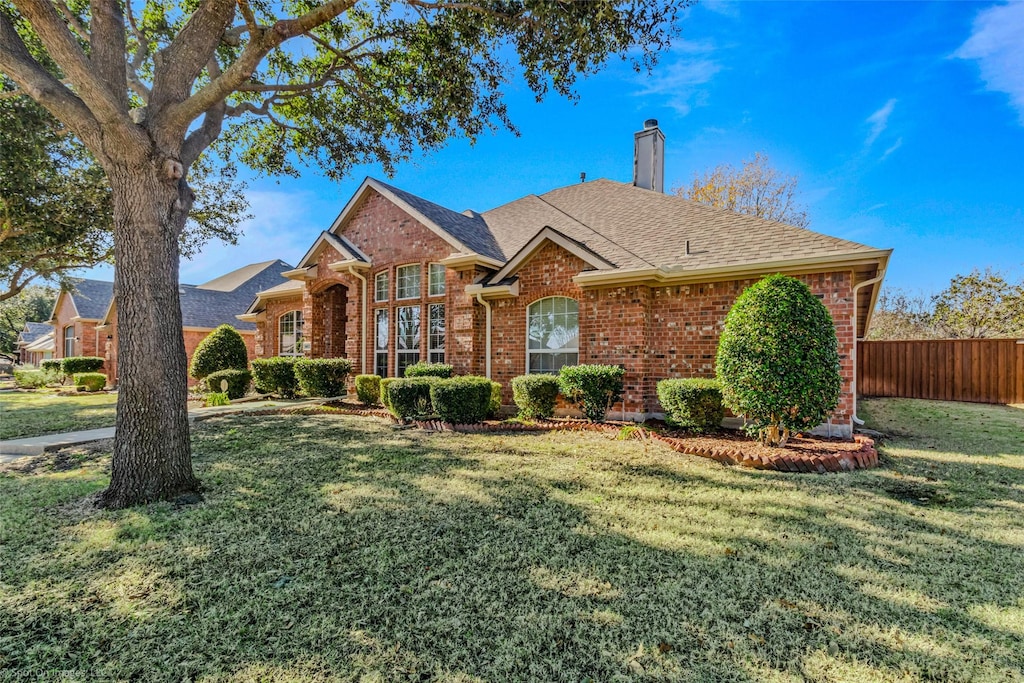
[0,284,54,356]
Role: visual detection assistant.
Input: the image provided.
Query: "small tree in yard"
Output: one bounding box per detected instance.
[716,274,841,447]
[189,325,248,380]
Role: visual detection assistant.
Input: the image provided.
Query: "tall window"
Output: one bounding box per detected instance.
[63,325,75,357]
[428,303,445,364]
[396,264,421,300]
[428,263,446,297]
[375,309,389,377]
[395,305,421,376]
[279,310,304,356]
[374,271,389,302]
[527,297,579,374]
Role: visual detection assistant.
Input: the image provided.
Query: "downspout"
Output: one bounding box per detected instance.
[475,292,492,379]
[851,270,886,425]
[347,266,368,375]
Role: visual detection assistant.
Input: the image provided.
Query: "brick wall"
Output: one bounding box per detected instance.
[52,293,104,360]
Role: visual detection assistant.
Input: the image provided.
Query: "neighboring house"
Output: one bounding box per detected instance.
[16,322,55,365]
[50,260,292,385]
[241,121,891,435]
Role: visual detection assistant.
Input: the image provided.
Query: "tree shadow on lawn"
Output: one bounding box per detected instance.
[1,413,1022,681]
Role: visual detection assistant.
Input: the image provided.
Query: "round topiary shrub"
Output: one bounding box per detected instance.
[382,377,438,422]
[190,325,249,380]
[557,364,625,422]
[294,358,352,397]
[204,369,252,400]
[251,357,300,397]
[511,374,560,420]
[73,372,106,392]
[656,378,724,433]
[716,274,841,447]
[430,376,494,424]
[62,356,104,374]
[355,374,382,406]
[404,362,454,378]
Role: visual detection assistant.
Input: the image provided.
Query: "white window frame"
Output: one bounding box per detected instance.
[428,303,445,364]
[278,310,304,356]
[526,296,579,375]
[428,263,446,297]
[374,271,389,303]
[63,325,75,357]
[395,264,421,300]
[395,305,421,376]
[375,308,389,377]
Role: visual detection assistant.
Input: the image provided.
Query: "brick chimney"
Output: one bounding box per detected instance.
[633,119,665,193]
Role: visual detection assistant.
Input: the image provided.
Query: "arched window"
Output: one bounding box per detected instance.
[63,325,75,358]
[527,297,578,374]
[279,310,304,356]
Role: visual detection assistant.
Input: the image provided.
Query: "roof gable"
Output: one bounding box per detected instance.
[486,226,616,285]
[295,232,369,269]
[54,279,114,320]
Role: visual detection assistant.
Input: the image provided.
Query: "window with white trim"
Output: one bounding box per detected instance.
[527,297,579,374]
[375,309,389,377]
[428,303,445,364]
[396,264,421,300]
[374,271,389,302]
[63,325,75,357]
[395,305,421,376]
[428,263,446,297]
[279,310,304,356]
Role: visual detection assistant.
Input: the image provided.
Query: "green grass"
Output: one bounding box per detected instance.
[1,398,1022,681]
[0,389,118,440]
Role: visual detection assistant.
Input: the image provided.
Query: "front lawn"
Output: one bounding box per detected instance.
[1,399,1021,680]
[0,389,118,440]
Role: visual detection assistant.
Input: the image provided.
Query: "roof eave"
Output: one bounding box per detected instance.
[236,312,265,323]
[465,280,520,300]
[439,253,504,270]
[327,259,372,273]
[283,265,319,281]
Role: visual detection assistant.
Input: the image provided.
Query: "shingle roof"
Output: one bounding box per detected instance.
[19,322,53,344]
[66,279,115,319]
[195,260,284,292]
[182,260,293,330]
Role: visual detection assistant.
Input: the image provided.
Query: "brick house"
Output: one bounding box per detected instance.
[49,260,292,385]
[241,122,891,435]
[16,322,54,365]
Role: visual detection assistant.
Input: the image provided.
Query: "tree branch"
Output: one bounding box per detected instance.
[52,0,89,42]
[89,0,129,111]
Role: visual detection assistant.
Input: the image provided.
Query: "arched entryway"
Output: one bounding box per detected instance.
[311,283,348,358]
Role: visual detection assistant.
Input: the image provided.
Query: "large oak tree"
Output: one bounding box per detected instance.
[0,0,685,508]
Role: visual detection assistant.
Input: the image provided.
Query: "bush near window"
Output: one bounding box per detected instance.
[379,378,395,411]
[294,358,352,397]
[716,274,842,447]
[656,378,724,433]
[204,392,230,407]
[404,362,453,378]
[73,372,106,392]
[13,369,47,388]
[511,374,560,419]
[204,369,252,400]
[430,376,494,424]
[190,325,249,380]
[62,356,103,374]
[251,357,300,397]
[488,381,502,418]
[557,364,624,422]
[382,377,437,422]
[354,374,382,406]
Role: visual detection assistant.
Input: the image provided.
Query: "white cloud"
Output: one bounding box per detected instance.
[881,137,903,161]
[634,40,722,115]
[955,1,1024,124]
[865,99,897,146]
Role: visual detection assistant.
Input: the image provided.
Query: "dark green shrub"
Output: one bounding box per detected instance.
[656,378,724,433]
[190,325,248,379]
[716,274,841,447]
[355,374,381,406]
[62,356,103,374]
[430,376,493,424]
[488,381,502,418]
[404,362,454,379]
[204,369,252,400]
[73,372,106,392]
[379,378,395,411]
[251,357,300,397]
[41,359,61,372]
[557,364,624,422]
[294,358,352,397]
[382,377,437,421]
[205,392,230,407]
[13,369,47,388]
[511,374,560,419]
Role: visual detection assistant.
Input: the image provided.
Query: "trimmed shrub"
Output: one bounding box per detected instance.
[205,369,252,400]
[205,392,231,407]
[430,376,493,424]
[404,362,454,379]
[657,378,724,433]
[251,357,300,397]
[41,359,62,372]
[62,356,103,374]
[190,324,248,379]
[557,364,625,422]
[382,377,437,421]
[355,374,382,406]
[379,378,395,411]
[717,274,842,447]
[73,372,106,392]
[294,358,352,397]
[511,374,560,420]
[488,381,502,418]
[13,369,47,388]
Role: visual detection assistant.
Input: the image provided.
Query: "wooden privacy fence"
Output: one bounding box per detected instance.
[857,338,1024,404]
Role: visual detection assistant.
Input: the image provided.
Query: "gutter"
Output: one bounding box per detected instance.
[475,292,492,379]
[850,267,888,425]
[347,265,368,375]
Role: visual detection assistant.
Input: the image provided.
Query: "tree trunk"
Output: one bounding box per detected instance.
[95,153,200,509]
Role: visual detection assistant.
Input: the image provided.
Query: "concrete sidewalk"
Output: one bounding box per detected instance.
[0,398,326,461]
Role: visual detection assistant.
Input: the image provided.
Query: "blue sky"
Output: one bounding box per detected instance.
[98,1,1024,294]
